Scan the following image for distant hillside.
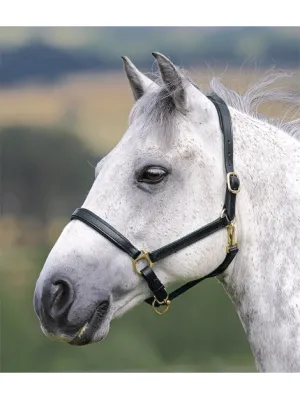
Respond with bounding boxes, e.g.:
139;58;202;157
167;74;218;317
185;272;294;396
0;27;299;87
0;43;113;86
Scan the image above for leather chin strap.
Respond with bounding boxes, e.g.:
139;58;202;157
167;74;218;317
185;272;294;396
71;93;240;315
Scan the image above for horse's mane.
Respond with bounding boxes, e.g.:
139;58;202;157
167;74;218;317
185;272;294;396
208;70;300;139
131;68;300;140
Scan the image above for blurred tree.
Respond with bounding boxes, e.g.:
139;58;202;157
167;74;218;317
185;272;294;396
0;126;100;223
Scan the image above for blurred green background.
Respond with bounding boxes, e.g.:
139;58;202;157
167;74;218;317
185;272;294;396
1;27;300;373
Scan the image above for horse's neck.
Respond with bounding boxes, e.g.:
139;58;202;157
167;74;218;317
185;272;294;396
221;110;300;372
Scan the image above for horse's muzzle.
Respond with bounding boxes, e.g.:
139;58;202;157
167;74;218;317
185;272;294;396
34;273;110;344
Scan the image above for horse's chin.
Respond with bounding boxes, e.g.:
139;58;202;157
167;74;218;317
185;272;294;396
69;320;111;346
111;292;147;319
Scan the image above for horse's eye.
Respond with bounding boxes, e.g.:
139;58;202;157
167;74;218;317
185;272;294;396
138;166;168;184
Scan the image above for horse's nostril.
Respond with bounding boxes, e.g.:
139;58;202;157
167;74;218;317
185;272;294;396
50;279;74;319
38;277;75;323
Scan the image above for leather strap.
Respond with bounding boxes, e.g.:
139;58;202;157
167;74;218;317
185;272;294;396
144;246;238;307
141;266;168;304
207;94;234;174
207;94;240;222
71;208;141;259
149;217;228;263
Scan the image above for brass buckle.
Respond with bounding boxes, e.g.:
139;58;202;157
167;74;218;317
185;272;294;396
132;250;154;275
152;297;171;315
220;207;230;223
226;221;238;253
227;172;240;194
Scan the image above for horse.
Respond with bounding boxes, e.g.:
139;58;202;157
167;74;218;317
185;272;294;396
34;52;300;372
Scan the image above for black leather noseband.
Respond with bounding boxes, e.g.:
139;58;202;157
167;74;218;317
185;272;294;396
71;93;240;315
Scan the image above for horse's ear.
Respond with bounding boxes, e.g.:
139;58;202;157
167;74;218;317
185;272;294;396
121;56;156;101
152;52;195;114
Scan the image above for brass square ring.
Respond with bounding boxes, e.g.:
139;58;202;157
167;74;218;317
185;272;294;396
132;250;154;275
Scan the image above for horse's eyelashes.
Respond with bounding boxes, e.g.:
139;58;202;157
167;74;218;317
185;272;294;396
138;166;168;184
